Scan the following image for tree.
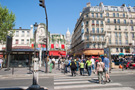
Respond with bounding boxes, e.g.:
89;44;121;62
0;5;15;43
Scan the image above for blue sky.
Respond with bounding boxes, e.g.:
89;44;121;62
0;0;135;35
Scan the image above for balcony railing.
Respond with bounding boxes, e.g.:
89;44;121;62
90;31;105;35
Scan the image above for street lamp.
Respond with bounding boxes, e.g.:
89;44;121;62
106;34;112;71
34;22;38;58
39;0;48;73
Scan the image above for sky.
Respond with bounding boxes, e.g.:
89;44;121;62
0;0;135;35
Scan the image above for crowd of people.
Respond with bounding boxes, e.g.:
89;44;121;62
56;55;111;84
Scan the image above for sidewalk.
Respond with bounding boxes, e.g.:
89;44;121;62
0;66;135;78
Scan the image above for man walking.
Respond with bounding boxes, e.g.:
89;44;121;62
0;58;3;70
86;57;92;76
103;55;111;83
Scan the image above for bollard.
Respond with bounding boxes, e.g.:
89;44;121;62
12;67;14;75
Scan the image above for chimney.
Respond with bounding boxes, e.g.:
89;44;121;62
80;12;82;16
86;2;91;7
122;4;126;7
19;27;22;29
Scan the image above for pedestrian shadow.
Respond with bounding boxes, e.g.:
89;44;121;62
88;78;99;84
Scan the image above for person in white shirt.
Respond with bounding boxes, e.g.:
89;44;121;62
91;57;95;74
0;58;3;69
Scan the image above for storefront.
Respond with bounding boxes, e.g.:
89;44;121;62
0;46;35;67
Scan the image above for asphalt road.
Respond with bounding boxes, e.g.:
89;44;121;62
0;76;54;90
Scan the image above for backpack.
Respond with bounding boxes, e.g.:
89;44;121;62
70;61;77;69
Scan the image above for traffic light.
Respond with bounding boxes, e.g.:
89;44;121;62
39;0;45;8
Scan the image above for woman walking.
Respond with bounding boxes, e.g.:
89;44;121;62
97;58;104;84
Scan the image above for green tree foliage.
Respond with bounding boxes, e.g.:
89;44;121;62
0;5;15;43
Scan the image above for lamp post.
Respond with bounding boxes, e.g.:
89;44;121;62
106;35;112;71
39;0;48;73
34;22;38;58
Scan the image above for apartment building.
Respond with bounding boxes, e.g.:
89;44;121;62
71;2;135;56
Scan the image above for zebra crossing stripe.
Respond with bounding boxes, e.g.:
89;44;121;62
54;81;91;85
54;78;93;82
82;87;135;90
54;83;122;89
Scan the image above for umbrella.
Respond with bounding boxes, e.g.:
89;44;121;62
119;53;124;56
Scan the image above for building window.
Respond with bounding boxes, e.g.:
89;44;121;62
92;13;94;17
101;28;104;33
123;13;125;17
86;14;89;17
109;38;111;44
120;48;123;52
126;40;128;44
93;35;95;41
86;28;89;32
115;32;118;37
27;39;29;44
101;21;103;25
124;20;126;24
92;20;94;24
101;36;104;41
114;19;116;23
15;39;19;44
96;13;98;17
116;48;119;52
113;13;115;17
16;31;19;37
125;32;128;38
97;28;99;33
132;33;134;39
115;39;118;44
100;13;103;18
131;20;133;24
22;31;24;37
21;39;24;44
118;19;120;24
107;19;110;23
131;26;134;30
96;20;99;24
97;36;99;41
86;43;89;48
106;13;109;17
93;43;96;48
98;43;100;48
117;13;119;17
119;32;121;37
92;28;95;33
86;21;89;25
119;26;121;30
27;31;30;37
115;25;117;30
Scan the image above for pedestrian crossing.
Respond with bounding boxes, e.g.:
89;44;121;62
54;74;134;90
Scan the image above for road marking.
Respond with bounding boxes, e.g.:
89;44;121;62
54;83;122;89
54;81;91;85
54;78;93;82
82;87;135;90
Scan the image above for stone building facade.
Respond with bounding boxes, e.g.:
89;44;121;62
71;2;135;56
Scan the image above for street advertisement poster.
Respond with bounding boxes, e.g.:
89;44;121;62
104;48;109;58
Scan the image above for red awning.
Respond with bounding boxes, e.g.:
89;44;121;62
49;51;66;57
0;55;3;58
49;51;60;56
59;51;66;55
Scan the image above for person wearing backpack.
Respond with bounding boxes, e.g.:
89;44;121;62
70;59;77;76
97;58;104;84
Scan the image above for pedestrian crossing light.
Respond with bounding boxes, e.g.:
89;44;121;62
39;0;45;8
